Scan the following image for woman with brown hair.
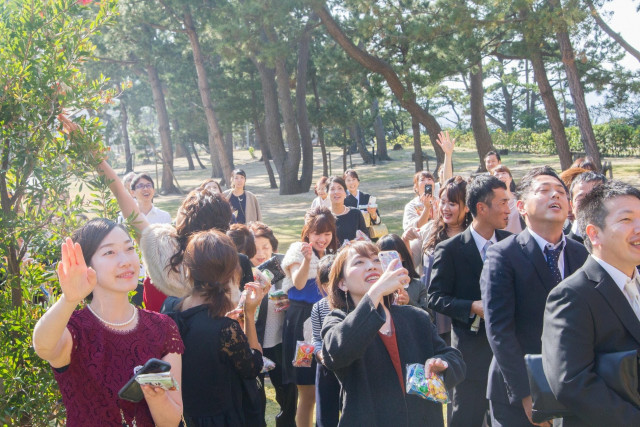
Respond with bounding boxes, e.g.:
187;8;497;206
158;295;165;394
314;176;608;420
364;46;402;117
405;176;472;344
492;164;523;234
97;160;239;311
321;241;465;426
281;207;338;427
403;171;438;231
162;230;267;426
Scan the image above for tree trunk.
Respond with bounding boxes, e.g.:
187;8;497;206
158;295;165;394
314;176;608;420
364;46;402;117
295;25;314;192
351;123;373;164
172;118;194;170
411;115;423;172
146;63;177;193
313;3;444;168
250;84;278;188
181;142;195;170
190;141;206;169
120;99;133;173
469;63;493;172
311;69;329;177
372;98;390;160
224;132;235;174
530;48;573;170
586;0;640;64
498;60;514;132
548;0;601;170
183;8;234;185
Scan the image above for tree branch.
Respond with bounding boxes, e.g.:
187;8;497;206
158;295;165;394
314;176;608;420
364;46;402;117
586;0;640;63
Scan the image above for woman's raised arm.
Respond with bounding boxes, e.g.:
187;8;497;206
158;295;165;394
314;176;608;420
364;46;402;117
97;160;150;238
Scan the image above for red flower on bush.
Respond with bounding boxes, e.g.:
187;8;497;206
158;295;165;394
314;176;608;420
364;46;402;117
77;0;92;5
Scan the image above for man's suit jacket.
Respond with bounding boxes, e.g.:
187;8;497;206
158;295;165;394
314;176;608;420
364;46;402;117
480;229;588;405
428;227;511;381
542;257;640;426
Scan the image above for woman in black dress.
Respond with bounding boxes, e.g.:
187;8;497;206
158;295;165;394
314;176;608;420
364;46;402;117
162;230;268;426
327;176;367;243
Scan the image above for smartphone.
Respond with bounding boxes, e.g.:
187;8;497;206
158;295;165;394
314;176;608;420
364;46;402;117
424;184;433;197
378;250;401;272
118;358;171;402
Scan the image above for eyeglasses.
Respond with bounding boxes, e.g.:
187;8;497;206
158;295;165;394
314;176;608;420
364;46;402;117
135;183;153;190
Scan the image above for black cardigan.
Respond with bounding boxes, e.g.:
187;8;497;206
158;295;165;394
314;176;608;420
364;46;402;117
321;294;466;426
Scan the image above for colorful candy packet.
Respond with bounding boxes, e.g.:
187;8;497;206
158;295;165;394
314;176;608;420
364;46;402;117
405;363;450;404
292;341;315;368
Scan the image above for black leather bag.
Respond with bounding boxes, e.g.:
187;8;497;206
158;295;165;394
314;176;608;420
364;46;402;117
525;350;640;423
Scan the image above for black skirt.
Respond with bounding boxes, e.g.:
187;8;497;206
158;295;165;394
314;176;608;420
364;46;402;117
282;300;317;385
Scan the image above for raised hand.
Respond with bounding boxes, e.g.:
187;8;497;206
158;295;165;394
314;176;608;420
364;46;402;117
300;242;313;262
57;238;96;304
370;258;409;298
243;282;270;314
436;131;455;156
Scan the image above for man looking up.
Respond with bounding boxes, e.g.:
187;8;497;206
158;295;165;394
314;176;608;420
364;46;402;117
542;181;640;426
428;175;512;426
481;166;588;426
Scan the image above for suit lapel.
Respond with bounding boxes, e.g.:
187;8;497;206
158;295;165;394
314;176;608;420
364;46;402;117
589;258;640;345
460;228;483;278
518;229;556;292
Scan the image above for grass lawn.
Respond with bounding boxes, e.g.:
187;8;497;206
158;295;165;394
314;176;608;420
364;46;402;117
126;145;639;251
111;144;637;426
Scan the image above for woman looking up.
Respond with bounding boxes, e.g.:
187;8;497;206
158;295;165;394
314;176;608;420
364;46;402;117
327;176;367;243
321;241;465;426
224;169;262;224
281;207;338;427
33;219;184;426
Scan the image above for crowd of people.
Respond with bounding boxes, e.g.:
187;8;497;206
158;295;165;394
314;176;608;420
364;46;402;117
32;138;640;427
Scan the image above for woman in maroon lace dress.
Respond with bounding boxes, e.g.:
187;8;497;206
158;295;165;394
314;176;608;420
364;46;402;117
33;219;184;426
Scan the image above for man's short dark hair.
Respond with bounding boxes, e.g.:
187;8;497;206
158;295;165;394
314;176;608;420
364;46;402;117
484;151;501;162
569;171;606;200
131;173;154;191
466;175;507;218
516;166;566;201
577;180;640;252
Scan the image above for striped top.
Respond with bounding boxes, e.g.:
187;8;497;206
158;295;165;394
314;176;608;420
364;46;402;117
311;297;332;356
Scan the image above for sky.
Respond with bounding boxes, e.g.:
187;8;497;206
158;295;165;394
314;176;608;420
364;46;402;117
603;0;639;71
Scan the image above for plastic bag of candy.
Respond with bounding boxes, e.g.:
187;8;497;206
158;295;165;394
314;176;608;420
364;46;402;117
269;289;290;312
292;341;315;368
261;356;276;373
253;267;274;288
405;363;450;404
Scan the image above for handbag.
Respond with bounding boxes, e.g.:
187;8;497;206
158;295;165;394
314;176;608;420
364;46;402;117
368;223;389;239
525;350;640;423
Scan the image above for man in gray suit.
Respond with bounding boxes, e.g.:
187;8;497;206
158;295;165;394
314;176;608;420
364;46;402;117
542;181;640;426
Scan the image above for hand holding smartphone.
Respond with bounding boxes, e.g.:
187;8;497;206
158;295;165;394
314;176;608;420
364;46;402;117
118;358;172;402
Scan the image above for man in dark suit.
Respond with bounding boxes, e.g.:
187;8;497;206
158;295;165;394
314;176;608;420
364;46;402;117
428;175;512;426
565;172;606;244
481;166;589;427
542;181;640;426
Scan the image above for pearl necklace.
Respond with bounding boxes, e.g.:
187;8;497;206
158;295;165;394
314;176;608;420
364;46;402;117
87;303;137;328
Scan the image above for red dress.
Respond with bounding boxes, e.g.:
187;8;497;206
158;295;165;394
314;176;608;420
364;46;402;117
53;308;184;426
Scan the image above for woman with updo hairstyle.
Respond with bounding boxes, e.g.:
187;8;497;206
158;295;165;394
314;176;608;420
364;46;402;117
33;219;184;426
281;207;338;427
162;230;268;426
97;160;236;312
227;224;257;260
321;241;465;426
